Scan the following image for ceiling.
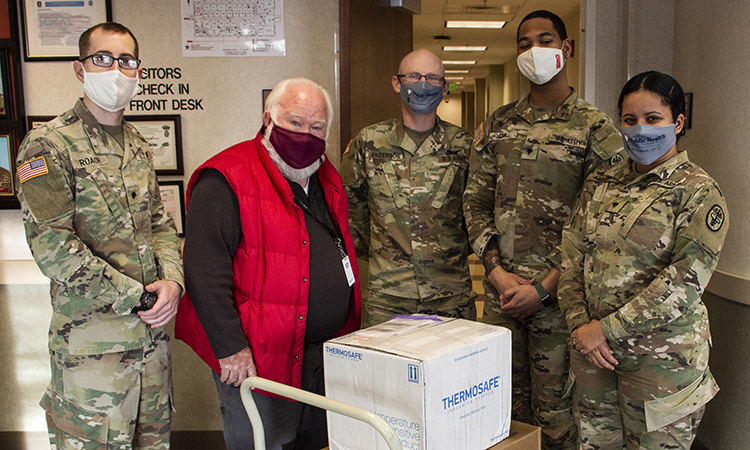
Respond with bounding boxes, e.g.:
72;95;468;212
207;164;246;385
412;0;580;92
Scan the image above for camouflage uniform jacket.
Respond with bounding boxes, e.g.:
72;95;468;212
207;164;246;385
558;151;728;348
17;99;184;356
463;89;624;279
342;116;474;300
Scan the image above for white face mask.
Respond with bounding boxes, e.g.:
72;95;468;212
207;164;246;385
83;69;140;112
517;45;565;85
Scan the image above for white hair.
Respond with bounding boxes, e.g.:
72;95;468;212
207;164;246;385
264;78;334;139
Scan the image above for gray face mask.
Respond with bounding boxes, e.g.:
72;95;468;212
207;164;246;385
620;123;676;165
399;81;443;115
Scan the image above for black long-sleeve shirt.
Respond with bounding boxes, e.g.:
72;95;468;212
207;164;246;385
183;169;351;360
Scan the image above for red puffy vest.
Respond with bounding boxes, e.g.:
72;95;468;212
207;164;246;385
175;132;361;389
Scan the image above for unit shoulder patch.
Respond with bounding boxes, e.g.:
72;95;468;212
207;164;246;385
610;153;624;165
706;204;725;232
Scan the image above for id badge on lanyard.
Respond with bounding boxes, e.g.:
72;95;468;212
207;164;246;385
342;255;356;287
332;236;355;287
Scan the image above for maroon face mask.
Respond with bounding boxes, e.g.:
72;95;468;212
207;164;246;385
269;124;327;169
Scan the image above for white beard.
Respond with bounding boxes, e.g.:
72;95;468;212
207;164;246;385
263;123;325;182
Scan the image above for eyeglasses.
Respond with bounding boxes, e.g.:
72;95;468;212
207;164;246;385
397;73;446;86
80;53;141;70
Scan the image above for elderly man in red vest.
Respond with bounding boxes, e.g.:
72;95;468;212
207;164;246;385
176;78;362;450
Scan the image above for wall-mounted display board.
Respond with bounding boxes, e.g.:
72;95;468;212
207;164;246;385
20;0;112;60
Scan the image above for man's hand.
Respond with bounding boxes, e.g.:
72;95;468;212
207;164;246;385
583;344;619;371
487;265;534;297
499;284;543;319
219;347;257;387
572;320;618;370
501;268;561;319
137;280;182;327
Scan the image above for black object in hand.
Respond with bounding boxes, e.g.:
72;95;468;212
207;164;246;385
132;291;158;312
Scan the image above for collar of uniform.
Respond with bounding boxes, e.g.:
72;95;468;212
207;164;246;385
389;116;443;155
73;98;123;156
515;87;578;124
626;150;690;186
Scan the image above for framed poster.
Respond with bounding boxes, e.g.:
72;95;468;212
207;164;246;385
26;115;55;132
21;0;113;60
125;115;183;176
0;131;17;198
157;180;185;237
0;50;11;119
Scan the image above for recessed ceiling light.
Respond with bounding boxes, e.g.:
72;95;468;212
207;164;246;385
445;77;465;80
446;21;506;29
443;60;476;65
445;70;469;74
443;45;487;52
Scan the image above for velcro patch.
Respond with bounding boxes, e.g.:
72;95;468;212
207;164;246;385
610;153;624;165
18;156;49;183
474;123;484;145
706;205;725;232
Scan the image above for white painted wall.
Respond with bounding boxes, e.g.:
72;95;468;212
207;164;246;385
0;0;341;432
437;92;462;128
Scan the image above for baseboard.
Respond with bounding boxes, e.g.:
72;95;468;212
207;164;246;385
0;432;48;450
171;430;226;449
0;431;709;450
692;438;709;450
0;431;226;450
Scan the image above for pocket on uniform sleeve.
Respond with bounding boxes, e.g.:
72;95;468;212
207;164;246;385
40;385;110;444
644;369;719;432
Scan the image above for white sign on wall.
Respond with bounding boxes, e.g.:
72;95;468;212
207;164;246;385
181;0;285;57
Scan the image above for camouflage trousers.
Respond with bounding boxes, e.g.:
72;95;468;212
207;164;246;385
571;337;717;450
362;290;477;328
482;278;576;450
40;333;172;449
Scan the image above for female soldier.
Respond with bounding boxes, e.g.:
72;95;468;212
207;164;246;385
558;71;728;449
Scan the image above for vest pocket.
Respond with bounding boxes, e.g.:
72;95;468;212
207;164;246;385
617;193;672;262
371;164;403;216
430;164;459;209
81;168;127;240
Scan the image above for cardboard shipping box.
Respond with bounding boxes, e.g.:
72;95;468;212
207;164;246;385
487;421;541;450
324;316;512;450
321;421;540;450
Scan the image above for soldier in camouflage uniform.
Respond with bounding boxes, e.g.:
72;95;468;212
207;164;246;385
558;71;727;449
16;23;183;449
342;49;476;327
463;11;624;450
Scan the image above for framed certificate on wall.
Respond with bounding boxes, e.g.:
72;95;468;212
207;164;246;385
21;0;113;60
125;114;184;176
157;180;185;237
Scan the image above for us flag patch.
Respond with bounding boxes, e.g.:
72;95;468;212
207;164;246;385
474;123;484;145
18;156;49;183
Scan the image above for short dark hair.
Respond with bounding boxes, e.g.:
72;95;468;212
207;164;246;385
618;71;685;123
79;22;139;59
517;10;568;41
